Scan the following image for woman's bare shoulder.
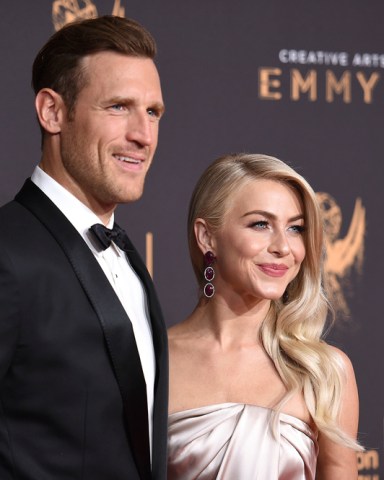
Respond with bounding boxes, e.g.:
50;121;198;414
326;344;356;378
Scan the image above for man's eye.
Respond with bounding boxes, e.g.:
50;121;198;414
110;104;125;111
147;108;161;119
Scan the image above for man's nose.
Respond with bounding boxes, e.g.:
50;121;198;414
126;110;154;147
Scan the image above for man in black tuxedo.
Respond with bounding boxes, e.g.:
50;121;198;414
0;15;168;480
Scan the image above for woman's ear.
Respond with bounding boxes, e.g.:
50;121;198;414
194;218;216;255
35;88;66;134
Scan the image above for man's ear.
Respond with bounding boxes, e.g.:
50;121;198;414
35;88;66;134
194;218;216;255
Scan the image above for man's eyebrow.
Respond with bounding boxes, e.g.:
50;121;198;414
149;101;165;115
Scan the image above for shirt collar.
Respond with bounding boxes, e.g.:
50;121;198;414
31;166;115;254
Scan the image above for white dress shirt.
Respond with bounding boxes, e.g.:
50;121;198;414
31;166;155;460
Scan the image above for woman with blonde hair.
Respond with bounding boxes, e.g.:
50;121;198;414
167;153;362;479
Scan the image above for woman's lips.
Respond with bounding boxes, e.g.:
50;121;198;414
257;263;288;277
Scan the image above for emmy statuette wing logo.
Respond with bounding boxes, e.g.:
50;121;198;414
316;192;366;316
52;0;125;31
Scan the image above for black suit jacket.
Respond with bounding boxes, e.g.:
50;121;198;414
0;180;168;480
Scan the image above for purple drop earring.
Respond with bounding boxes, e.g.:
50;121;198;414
203;251;216;298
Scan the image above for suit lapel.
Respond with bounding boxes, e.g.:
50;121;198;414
116;227;167;366
115;225;169;479
15;180;152;480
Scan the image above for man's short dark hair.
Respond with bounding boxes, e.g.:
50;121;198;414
32;15;157;116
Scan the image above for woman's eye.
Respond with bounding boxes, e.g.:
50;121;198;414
289;225;305;234
251;221;268;229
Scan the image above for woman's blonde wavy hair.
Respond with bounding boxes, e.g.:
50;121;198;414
187;152;360;449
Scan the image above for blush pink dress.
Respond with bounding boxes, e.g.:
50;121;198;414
168;403;318;479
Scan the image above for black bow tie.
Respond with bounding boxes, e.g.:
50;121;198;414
89;223;132;252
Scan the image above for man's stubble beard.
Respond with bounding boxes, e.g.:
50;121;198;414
60;132;148;208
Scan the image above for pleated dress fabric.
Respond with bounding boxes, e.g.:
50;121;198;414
168;403;318;479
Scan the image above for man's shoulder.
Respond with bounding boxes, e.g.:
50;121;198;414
0;179;40;214
0;181;57;242
0;196;24;219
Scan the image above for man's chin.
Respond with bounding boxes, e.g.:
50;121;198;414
116;189;145;204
